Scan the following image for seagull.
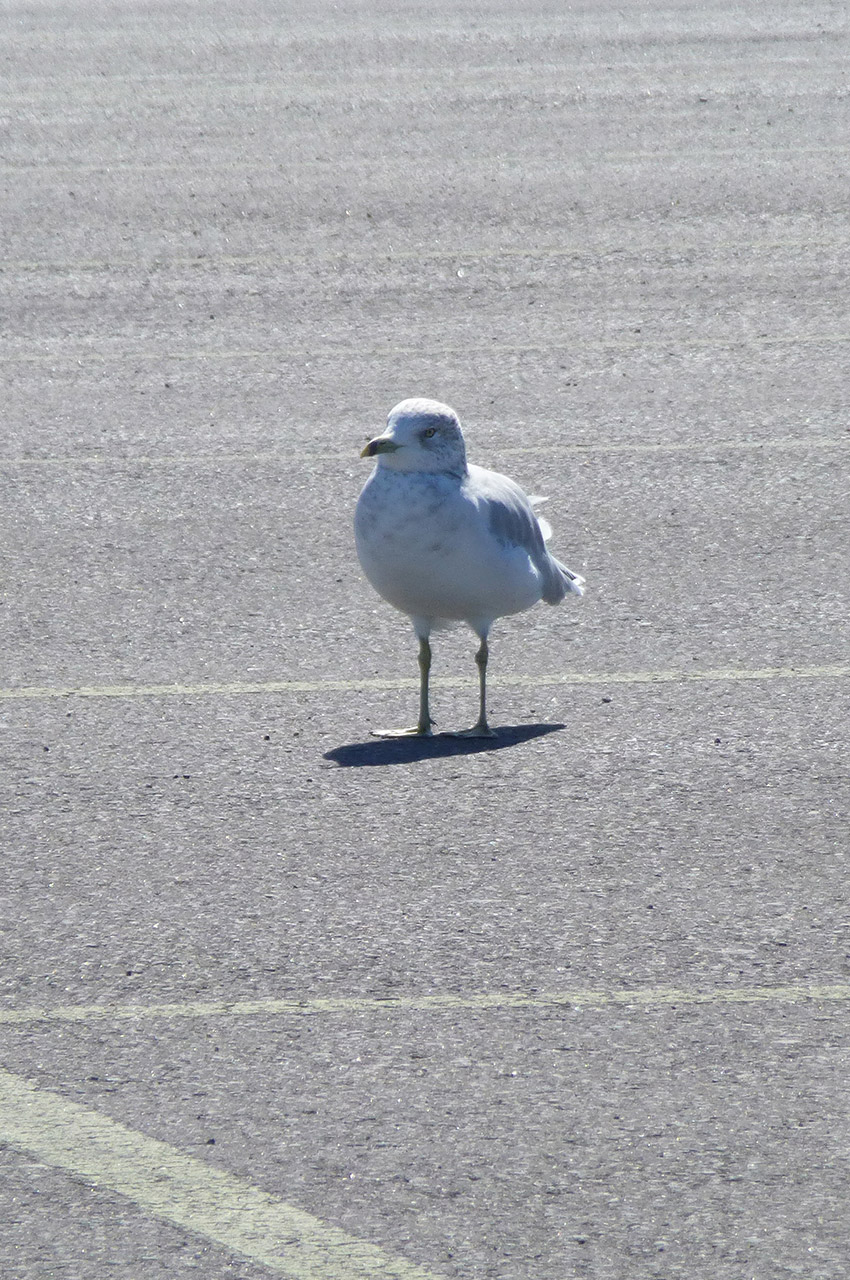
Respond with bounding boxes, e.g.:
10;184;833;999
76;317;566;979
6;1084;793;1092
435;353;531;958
354;398;584;737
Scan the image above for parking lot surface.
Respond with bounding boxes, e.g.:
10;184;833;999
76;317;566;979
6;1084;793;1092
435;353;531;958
2;2;849;1277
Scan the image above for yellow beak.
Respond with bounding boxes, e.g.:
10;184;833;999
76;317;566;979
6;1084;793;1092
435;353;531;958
360;436;400;458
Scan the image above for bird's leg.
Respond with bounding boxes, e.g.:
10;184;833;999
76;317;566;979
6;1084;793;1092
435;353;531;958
370;635;434;737
449;637;497;738
416;634;434;733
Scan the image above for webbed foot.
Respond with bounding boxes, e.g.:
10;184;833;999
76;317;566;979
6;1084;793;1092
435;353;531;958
445;723;497;739
370;725;434;739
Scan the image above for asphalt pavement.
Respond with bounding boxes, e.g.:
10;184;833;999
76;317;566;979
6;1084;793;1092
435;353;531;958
2;2;849;1278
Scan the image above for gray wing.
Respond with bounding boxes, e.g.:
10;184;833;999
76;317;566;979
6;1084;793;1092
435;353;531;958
468;465;548;555
466;464;584;604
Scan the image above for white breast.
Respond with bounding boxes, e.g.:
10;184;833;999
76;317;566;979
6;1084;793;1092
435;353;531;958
355;467;544;626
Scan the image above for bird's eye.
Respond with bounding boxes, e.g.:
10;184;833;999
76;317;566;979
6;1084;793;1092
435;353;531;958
422;427;436;439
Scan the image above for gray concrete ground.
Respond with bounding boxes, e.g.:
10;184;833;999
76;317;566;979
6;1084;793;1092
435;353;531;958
2;2;849;1277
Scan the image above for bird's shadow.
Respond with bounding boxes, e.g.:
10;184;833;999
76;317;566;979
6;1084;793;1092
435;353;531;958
324;722;565;767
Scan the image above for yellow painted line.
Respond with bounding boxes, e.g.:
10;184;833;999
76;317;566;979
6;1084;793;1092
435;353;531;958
4;329;850;365
3;233;848;276
1;54;843;95
2;983;849;1028
506;435;850;458
607;143;850;161
3;141;849;177
1;433;847;469
0;1068;440;1280
1;663;849;703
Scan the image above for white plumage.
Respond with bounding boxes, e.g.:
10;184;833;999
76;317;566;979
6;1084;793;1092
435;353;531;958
354;399;584;737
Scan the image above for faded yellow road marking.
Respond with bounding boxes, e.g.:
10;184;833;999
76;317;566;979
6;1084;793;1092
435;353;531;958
4;329;850;365
2;142;848;178
4;232;850;277
1;433;848;469
0;1067;440;1280
1;663;849;703
2;982;849;1028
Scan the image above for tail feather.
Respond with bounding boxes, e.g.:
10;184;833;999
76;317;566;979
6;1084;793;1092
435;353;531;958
542;555;585;604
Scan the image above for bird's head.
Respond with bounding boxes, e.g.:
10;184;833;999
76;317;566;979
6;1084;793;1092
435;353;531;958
360;399;468;476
